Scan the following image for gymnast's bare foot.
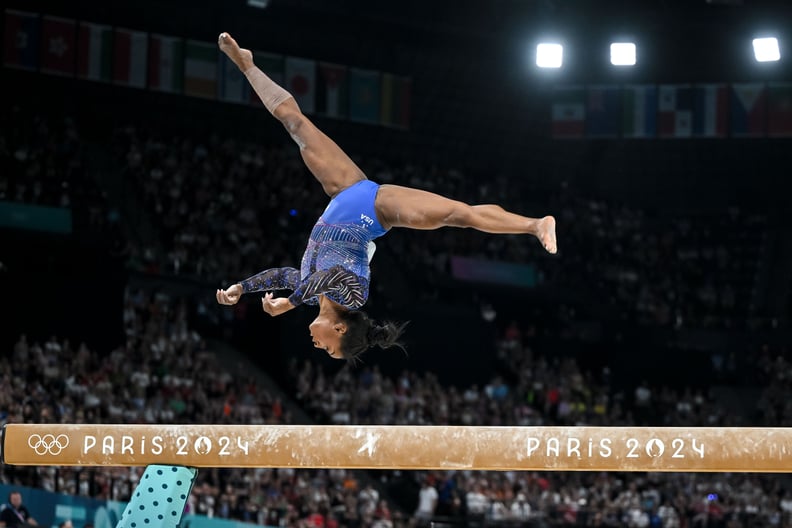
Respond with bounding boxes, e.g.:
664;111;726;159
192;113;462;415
537;215;557;254
218;32;254;71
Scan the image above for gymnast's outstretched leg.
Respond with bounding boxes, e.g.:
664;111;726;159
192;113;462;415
218;32;365;198
219;32;556;254
376;185;557;254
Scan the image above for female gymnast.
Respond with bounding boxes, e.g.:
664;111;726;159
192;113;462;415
214;32;557;362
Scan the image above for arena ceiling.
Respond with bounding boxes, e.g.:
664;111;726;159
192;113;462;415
8;0;792;82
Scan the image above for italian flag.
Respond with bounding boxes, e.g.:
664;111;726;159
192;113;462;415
183;40;217;99
77;22;112;82
148;34;184;93
113;28;147;88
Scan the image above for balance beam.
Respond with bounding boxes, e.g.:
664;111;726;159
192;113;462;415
2;424;790;472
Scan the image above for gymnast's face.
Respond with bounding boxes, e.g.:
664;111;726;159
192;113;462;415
309;315;347;359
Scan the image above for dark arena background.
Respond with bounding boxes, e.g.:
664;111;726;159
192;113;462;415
1;0;792;526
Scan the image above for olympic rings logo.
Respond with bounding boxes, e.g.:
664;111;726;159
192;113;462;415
28;434;70;455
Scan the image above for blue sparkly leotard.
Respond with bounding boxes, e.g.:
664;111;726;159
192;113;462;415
239;180;388;309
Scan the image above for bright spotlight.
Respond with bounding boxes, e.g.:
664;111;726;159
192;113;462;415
536;43;563;68
610;42;636;66
752;37;780;62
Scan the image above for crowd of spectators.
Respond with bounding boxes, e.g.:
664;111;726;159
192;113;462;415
0;287;402;528
0;105;125;246
17;99;766;335
112;124;325;284
2;97;790;528
109;121;772;334
284;325;792;527
3;288;790;527
1;105;84;208
754;348;792;426
546;191;769;331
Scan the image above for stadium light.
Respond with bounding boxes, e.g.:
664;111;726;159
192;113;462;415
752;37;780;62
610;42;636;66
536;43;563;68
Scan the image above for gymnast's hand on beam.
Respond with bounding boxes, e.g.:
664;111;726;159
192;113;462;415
216;284;243;305
262;292;295;317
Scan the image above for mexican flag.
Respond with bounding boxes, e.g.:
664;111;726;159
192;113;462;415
183;40;217;99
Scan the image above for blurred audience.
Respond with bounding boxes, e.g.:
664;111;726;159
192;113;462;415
1;102;789;528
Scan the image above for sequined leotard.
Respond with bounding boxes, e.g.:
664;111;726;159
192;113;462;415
239;180;388;309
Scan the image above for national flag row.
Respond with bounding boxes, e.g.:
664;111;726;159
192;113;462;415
551;83;792;139
2;9;411;129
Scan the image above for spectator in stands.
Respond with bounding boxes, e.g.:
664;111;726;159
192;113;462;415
414;478;438;525
465;481;490;519
510;493;531;521
0;491;38;528
214;32;557;363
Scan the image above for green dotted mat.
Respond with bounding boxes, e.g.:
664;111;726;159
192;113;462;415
117;465;197;528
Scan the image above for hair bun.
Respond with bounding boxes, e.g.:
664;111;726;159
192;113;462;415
367;321;409;348
366;324;384;346
341;311;408;363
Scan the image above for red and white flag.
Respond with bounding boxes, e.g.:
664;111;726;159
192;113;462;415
40;15;76;76
114;28;148;88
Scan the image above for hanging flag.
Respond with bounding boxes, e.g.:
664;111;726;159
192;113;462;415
316;62;349;119
77;22;112;82
730;83;766;137
380;73;411;129
692;84;728;138
349;68;381;124
551;86;585;139
3;9;39;71
285;56;316;114
657;84;693;138
40;15;76;76
218;54;249;104
250;51;284;108
767;83;792;137
148;34;184;93
586;85;621;138
113;28;148;88
183;40;217;99
622;85;657;138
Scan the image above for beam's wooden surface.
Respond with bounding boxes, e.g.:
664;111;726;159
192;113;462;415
3;424;790;472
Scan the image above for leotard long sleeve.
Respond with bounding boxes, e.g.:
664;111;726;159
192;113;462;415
239;180;387;310
239;222;373;309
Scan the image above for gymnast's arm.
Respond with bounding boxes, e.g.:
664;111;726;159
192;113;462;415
216;267;300;305
287;265;368;309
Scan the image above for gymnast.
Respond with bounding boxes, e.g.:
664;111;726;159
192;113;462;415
215;32;557;361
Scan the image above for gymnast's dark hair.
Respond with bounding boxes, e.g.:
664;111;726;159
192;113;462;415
338;310;408;364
